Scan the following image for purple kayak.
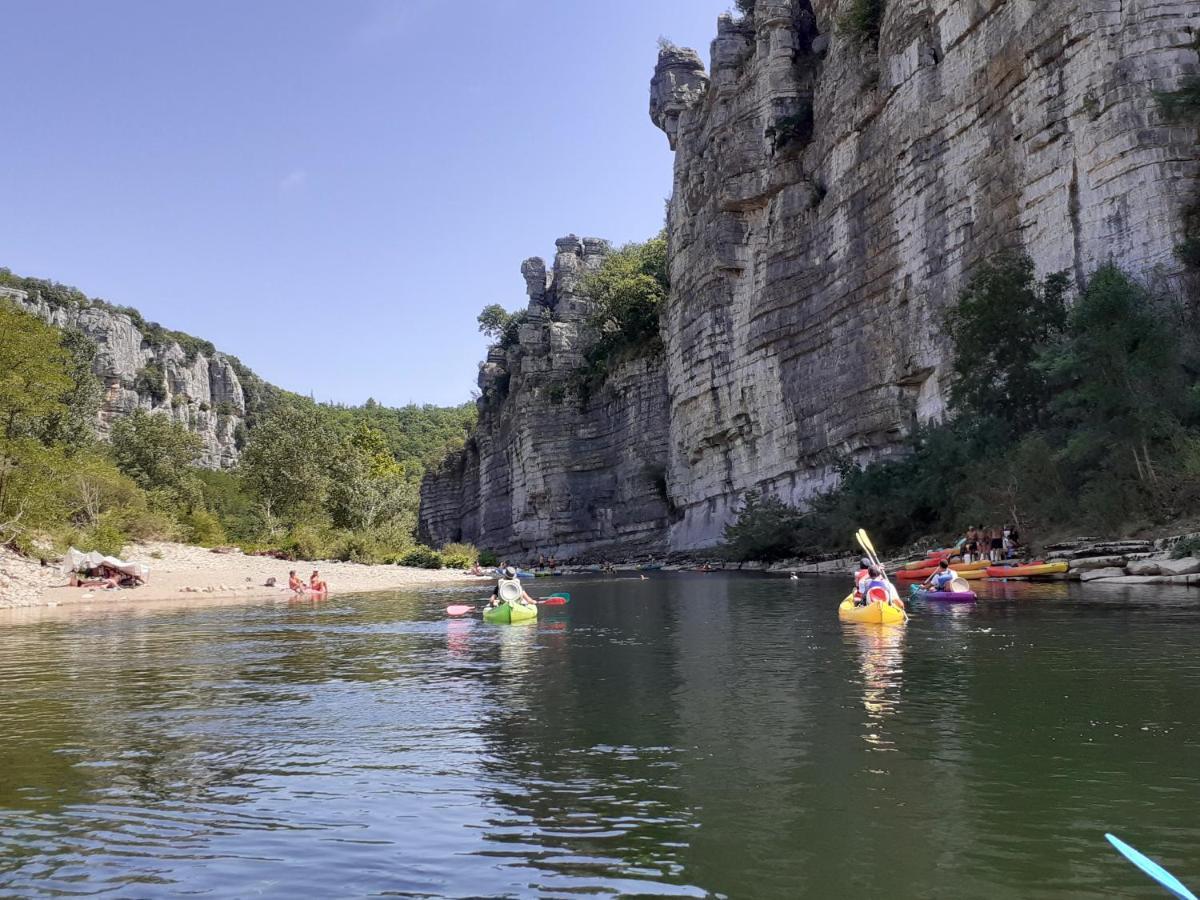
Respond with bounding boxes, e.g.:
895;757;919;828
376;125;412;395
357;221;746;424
911;587;977;603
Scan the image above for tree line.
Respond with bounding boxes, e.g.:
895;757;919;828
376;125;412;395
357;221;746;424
0;296;477;568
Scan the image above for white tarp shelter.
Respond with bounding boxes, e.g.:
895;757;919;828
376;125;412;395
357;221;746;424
60;547;149;579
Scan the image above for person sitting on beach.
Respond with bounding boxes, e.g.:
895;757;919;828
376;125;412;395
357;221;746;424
922;559;957;592
288;570;306;594
310;570;328;594
470;562;483;576
488;566;535;608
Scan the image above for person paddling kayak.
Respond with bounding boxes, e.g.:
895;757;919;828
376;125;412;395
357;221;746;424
488;566;537;609
922;559;957;592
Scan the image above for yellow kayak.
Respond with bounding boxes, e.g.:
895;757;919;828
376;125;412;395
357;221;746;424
986;561;1069;579
839;595;906;626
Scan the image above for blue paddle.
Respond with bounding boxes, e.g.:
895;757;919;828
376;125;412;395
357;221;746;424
1106;833;1197;899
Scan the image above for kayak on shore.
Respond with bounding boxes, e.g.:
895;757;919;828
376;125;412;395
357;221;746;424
482;602;538;624
985;561;1069;579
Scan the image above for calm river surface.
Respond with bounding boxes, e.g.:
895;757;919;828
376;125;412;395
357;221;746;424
1;574;1198;898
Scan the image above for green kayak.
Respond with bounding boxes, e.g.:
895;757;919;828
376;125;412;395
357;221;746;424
482;602;538;625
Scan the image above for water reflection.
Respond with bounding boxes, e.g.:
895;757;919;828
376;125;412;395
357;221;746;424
845;623;906;751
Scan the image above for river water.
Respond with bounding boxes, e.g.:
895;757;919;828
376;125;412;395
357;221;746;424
0;574;1197;898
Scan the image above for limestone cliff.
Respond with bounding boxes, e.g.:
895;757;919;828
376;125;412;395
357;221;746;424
653;0;1200;549
418;237;671;561
3;283;251;468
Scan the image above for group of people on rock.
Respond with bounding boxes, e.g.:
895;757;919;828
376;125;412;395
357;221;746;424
959;524;1020;563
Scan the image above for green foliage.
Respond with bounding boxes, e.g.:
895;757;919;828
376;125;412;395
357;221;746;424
194;468;256;540
400;546;444;569
948;254;1069;434
722;491;806;562
1042;266;1192;493
181;508;227;547
839;0;886;43
735;0;755;17
327;423;416;531
576;233;668;400
477;304;528;348
1156;77;1200;122
765;107;813;153
1172;536;1200;559
239;402;330;522
133;363;168;404
478;549;499;567
110;409;203;507
78;514;128;557
0;303;73;442
41;328;101;449
280;523;337;561
440;542;478;569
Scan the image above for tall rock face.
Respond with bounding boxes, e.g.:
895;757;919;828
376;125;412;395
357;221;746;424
4;284;248;468
653;0;1200;549
419;237;671;561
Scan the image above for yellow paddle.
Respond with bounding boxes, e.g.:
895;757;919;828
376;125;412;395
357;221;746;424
856;528;909;621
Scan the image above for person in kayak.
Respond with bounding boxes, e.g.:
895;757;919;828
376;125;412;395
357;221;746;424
922;559;957;592
488;566;536;609
853;557;872;602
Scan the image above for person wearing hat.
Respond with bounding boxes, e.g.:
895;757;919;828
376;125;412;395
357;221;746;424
488;566;537;609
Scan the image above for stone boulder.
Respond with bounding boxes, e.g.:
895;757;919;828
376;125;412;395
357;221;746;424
1070;556;1128;571
1158;557;1200;577
1079;567;1128;582
1125;559;1163;576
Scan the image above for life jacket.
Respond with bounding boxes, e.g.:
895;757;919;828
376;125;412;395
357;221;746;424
865;580;890;603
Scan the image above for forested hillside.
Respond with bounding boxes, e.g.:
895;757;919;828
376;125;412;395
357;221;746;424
0;270;477;567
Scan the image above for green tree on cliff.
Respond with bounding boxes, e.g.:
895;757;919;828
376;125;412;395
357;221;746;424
576;232;669;398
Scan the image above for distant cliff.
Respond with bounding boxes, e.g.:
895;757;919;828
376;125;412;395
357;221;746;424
1;277;264;468
651;0;1200;549
418;236;671;561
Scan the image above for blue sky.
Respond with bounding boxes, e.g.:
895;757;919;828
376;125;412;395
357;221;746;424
1;1;727;407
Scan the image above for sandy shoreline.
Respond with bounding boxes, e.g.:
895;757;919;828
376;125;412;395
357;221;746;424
0;541;485;611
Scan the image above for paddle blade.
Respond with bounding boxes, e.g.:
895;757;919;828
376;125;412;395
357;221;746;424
538;597;568;606
446;605;474;617
1106;833;1198;900
546;592;570;601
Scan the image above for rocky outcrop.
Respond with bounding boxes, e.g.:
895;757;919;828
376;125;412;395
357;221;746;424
653;1;1200;549
418;236;671;561
6;284;247;468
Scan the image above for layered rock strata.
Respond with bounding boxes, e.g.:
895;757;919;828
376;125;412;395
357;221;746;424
5;285;247;468
418;237;671;560
653;0;1200;549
